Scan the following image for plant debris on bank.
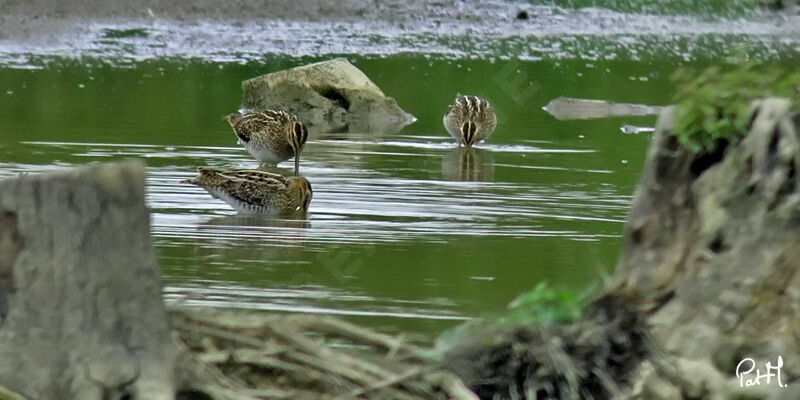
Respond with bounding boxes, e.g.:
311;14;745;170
168;284;649;400
170;307;478;400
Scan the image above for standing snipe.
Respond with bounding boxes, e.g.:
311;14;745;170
224;110;309;174
181;168;312;215
442;95;497;147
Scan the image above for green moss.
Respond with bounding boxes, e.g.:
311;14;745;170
671;62;800;153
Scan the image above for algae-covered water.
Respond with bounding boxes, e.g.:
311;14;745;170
1;2;799;338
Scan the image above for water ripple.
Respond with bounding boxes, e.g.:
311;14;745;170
164;283;467;321
3;136;630;334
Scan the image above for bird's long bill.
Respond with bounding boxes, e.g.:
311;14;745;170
294;153;300;176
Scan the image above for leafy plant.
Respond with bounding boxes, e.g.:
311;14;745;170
671;62;800;153
434;282;586;352
501;281;584;324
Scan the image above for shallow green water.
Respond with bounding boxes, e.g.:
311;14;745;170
0;52;796;338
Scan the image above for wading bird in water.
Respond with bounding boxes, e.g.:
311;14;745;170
181;168;312;215
224;110;308;175
443;95;497;147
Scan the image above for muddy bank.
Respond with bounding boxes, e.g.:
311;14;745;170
0;0;525;21
2;0;799;66
0;0;523;43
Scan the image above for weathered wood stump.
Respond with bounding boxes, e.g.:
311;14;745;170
0;161;179;400
616;98;800;399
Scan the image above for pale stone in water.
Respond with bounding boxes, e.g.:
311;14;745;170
543;96;664;120
242;58;416;134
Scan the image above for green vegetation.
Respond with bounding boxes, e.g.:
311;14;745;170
501;281;585;324
435;282;586;350
671;62;800;153
0;384;25;400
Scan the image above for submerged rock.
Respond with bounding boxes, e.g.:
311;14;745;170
543;96;664;120
241;58;416;134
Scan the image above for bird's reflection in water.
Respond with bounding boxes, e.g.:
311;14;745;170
203;214;311;230
192;214;312;262
442;147;495;181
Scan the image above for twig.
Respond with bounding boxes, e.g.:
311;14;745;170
264;322;436;398
171;307;474;400
232;348;344;388
337;367;428;399
291;315;429;359
425;372;480;400
177;319;266;349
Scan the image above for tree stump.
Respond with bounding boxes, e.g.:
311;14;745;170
615;99;800;399
0;161;178;400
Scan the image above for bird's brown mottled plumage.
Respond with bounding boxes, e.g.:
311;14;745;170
181;168;312;215
224;110;309;174
443;95;497;147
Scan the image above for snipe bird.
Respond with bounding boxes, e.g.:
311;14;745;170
181;168;312;215
224;110;309;174
443;95;497;147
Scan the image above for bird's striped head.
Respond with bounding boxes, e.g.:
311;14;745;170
287;120;309;175
444;95;497;147
288;176;313;213
461;120;478;147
